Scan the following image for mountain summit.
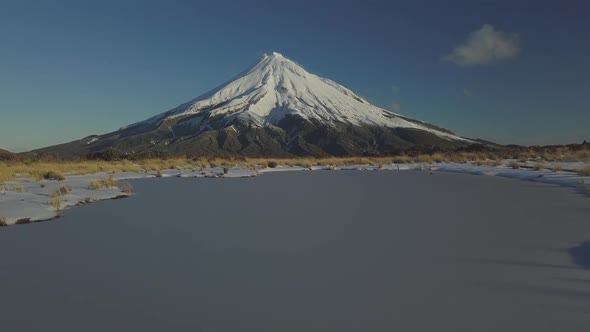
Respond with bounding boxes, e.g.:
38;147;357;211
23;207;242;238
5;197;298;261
37;53;475;157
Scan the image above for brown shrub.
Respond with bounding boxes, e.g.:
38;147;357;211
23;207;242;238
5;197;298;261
120;182;134;195
50;191;61;211
43;171;65;181
89;175;117;189
578;166;590;176
58;185;72;195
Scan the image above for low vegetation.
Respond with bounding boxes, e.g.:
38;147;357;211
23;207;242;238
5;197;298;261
0;216;7;227
120;182;134;195
89;175;117;190
533;162;545;171
58;185;72;195
50;191;61;211
43;171;65;181
578;166;590;176
0;143;588;185
3;183;25;192
509;161;520;169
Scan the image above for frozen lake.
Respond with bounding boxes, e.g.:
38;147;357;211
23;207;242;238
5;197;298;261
1;171;590;331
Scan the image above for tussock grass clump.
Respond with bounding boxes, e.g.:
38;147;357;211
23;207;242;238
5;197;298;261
578;166;590;176
509;161;520;169
89;175;117;189
552;164;562;172
58;185;72;195
43;171;65;181
392;156;409;164
267;161;278;168
156;170;164;178
533;162;545;171
50;191;61;211
431;153;446;163
0;216;7;227
3;184;25;192
120;182;134;195
88;180;102;189
477;159;501;167
416;155;434;163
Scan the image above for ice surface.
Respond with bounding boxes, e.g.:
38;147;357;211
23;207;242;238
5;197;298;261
1;161;587;226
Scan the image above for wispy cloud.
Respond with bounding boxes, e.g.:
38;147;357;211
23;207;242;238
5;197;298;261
444;24;521;67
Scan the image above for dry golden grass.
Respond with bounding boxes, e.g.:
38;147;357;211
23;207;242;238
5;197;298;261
509;161;520;169
58;184;72;195
43;170;65;181
120;182;134;195
1;151;588;185
3;183;25;192
0;159;143;183
540;149;590;162
0;216;7;226
415;155;434;163
392;156;409;164
50;191;61;211
533;162;545;171
552;164;562;172
578;166;590;176
89;175;117;190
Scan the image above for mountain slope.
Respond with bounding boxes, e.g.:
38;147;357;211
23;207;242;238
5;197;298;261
36;53;476;157
0;148;15;160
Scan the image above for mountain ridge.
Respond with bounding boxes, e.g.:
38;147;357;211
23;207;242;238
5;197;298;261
35;52;477;157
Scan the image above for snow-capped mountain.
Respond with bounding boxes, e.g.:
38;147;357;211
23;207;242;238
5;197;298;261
37;53;475;157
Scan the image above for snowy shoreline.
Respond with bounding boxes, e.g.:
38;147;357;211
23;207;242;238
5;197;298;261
1;162;588;227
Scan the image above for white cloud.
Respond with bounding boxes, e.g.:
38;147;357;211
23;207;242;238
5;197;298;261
444;24;521;66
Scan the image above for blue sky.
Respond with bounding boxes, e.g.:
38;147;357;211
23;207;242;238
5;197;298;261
1;0;588;152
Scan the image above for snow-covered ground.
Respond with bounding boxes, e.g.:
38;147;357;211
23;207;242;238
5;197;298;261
1;162;588;226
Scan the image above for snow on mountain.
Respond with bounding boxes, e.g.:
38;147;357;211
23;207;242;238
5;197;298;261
36;52;476;157
135;52;468;142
